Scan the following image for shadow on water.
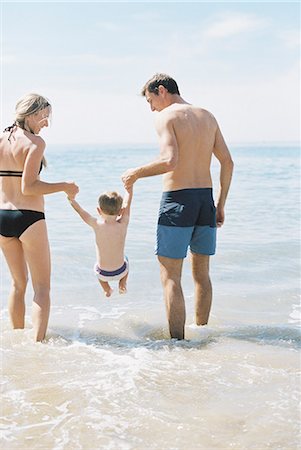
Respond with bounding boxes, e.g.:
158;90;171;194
47;323;301;351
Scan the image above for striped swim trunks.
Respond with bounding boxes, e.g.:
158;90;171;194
94;257;129;282
156;188;216;259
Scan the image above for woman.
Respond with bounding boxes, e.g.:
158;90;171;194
0;93;79;341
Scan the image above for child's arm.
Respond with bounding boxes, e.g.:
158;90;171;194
119;186;133;224
68;197;97;227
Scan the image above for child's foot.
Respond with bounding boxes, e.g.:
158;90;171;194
99;280;113;298
119;286;127;295
104;288;114;298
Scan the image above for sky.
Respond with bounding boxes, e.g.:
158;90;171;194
0;1;300;146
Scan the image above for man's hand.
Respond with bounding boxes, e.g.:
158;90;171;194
216;205;225;228
122;168;138;190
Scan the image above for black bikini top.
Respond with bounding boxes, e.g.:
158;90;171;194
1;123;44;177
0;170;23;177
0;162;43;177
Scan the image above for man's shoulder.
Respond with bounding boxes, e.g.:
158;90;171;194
191;105;215;118
158;104;185;121
166;105;217;125
164;103;214;117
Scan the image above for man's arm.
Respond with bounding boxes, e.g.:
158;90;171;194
68;198;97;227
212;125;234;227
122;114;178;189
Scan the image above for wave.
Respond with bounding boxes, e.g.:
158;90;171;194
43;322;301;352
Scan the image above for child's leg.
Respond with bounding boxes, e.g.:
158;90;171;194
119;272;128;294
98;279;113;298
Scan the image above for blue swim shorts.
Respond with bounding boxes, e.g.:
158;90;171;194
156;188;216;259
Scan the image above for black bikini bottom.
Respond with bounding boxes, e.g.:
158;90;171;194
0;209;45;238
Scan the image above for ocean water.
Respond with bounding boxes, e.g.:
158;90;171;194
0;144;300;450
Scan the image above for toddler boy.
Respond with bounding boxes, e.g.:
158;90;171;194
68;187;132;297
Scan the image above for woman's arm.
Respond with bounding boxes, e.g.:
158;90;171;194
21;139;78;198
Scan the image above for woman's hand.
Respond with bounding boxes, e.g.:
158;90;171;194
64;181;79;199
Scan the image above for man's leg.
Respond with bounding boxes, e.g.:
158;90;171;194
158;256;185;339
191;253;212;326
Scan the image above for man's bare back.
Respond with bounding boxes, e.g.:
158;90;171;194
155;103;218;191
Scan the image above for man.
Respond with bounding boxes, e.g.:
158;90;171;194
122;73;234;339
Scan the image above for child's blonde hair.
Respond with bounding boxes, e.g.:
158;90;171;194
98;191;123;215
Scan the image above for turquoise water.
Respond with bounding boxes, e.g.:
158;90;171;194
1;144;300;449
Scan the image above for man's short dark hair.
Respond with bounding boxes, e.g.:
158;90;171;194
141;73;180;96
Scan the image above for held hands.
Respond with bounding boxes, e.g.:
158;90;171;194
125;184;133;194
121;168;138;190
64;181;79;200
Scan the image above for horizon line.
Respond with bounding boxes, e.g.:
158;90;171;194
46;140;301;148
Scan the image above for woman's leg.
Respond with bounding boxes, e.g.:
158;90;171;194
20;220;51;342
0;236;28;329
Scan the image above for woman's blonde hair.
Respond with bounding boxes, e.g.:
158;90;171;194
98;191;123;215
15;93;51;128
8;93;52;167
